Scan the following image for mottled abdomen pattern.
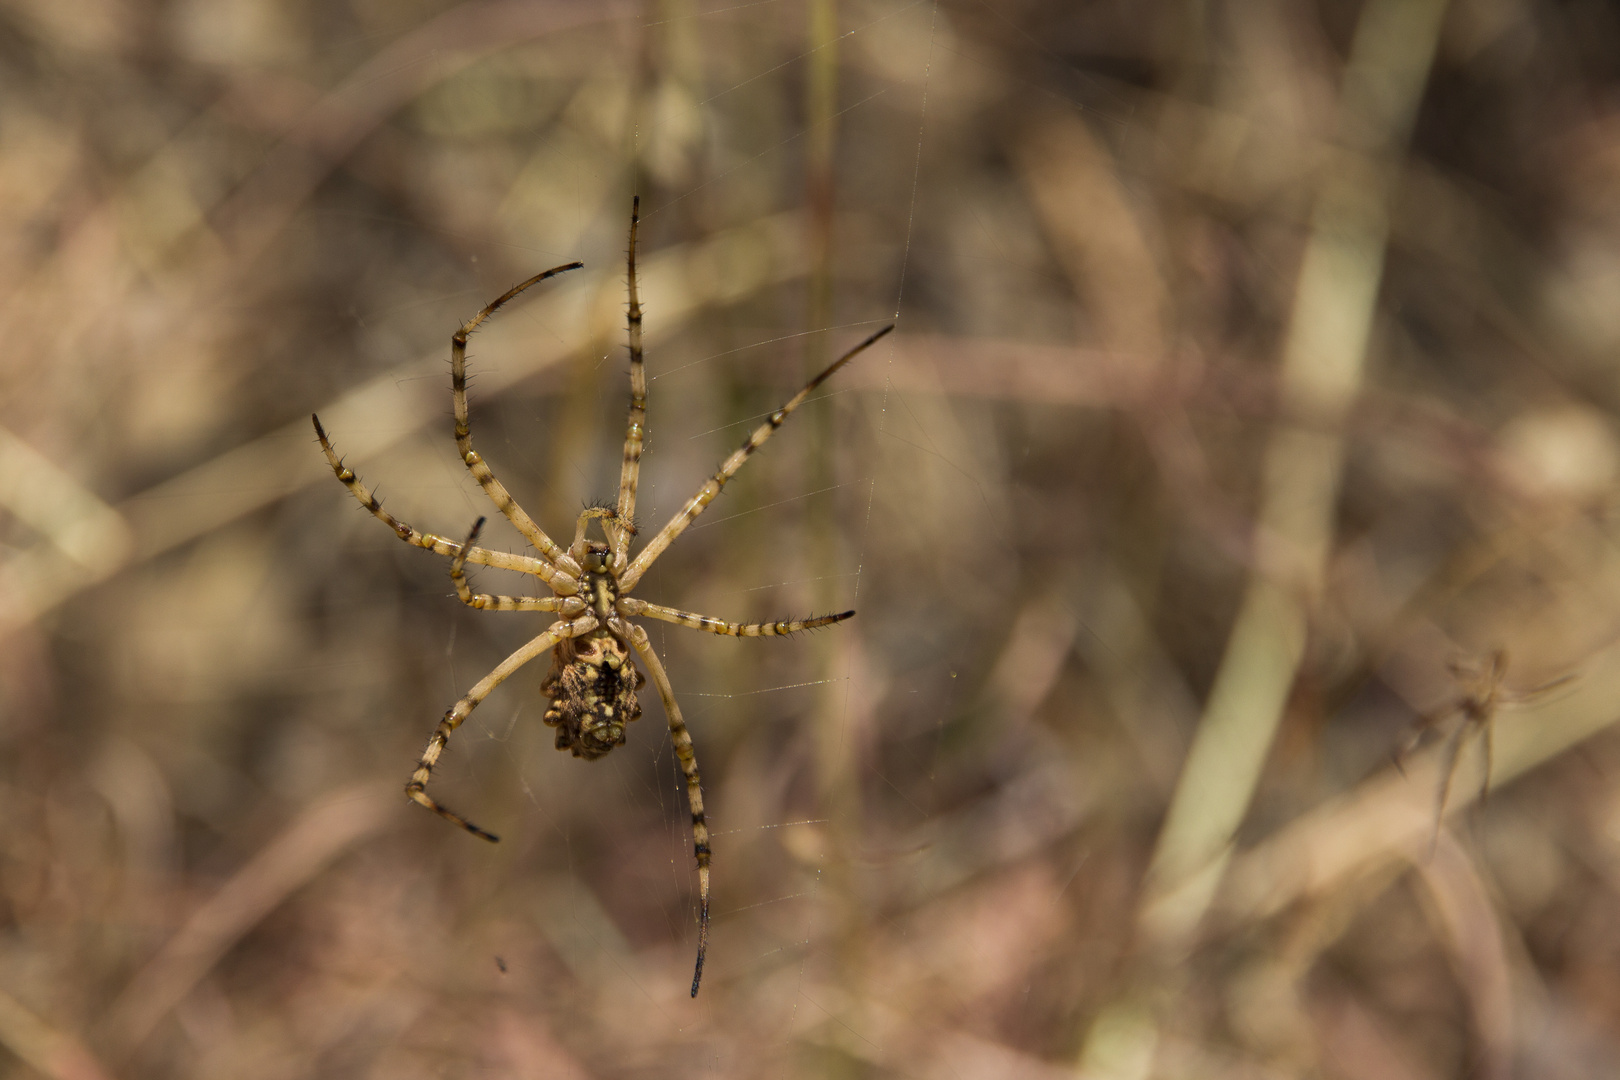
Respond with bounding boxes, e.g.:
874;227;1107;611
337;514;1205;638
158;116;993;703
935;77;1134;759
541;634;644;759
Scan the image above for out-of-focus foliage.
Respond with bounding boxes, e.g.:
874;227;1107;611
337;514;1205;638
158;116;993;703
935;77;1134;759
4;0;1620;1077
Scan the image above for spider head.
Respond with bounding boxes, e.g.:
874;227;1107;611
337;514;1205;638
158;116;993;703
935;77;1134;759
569;506;627;570
582;541;611;574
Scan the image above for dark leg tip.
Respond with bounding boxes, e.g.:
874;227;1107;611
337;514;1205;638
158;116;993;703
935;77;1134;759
689;898;710;997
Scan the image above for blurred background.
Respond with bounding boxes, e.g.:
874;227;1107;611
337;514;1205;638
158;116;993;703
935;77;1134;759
5;0;1620;1077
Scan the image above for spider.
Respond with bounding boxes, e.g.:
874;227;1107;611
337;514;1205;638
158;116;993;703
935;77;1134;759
313;198;891;996
1393;648;1571;849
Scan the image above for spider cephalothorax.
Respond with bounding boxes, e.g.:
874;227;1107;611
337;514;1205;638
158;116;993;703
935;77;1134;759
541;535;645;760
537;530;645;758
313;197;891;995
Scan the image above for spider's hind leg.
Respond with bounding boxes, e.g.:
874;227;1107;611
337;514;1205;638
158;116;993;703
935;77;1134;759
1429;723;1469;854
406;616;596;842
623;621;711;997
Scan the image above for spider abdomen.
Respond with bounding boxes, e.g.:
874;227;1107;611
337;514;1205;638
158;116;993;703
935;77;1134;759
541;633;644;760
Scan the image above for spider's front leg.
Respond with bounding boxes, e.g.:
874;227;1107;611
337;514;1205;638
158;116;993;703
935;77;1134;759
407;614;597;841
312;415;561;580
610;196;647;569
451;262;585;580
621;323;893;591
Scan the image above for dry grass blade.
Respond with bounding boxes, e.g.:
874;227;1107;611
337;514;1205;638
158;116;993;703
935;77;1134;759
104;784;395;1055
1413;832;1514;1080
1137;0;1453;957
0;990;117;1080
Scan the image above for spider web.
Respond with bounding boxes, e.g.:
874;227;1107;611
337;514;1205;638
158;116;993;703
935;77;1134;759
424;0;949;1025
337;0;1118;1066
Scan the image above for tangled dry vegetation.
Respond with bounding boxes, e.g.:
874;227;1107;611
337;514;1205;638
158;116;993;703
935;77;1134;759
4;0;1620;1077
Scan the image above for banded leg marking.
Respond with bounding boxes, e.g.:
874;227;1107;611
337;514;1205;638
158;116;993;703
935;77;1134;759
452;262;585;579
622;324;894;590
450;518;580;613
313;415;561;580
612;196;647;568
624;621;711;997
619;597;855;637
407;614;598;841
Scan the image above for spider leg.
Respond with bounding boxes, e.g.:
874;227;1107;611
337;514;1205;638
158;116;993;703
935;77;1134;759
620;324;895;591
1502;670;1577;704
610;197;646;569
313;415;556;578
453;263;586;583
620;597;854;637
1429;722;1468;855
1392;699;1457;776
451;517;584;614
623;620;711;997
407;614;598;841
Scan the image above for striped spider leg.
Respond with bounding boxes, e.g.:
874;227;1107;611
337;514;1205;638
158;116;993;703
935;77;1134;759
315;199;892;997
1395;649;1574;849
315;259;588;841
